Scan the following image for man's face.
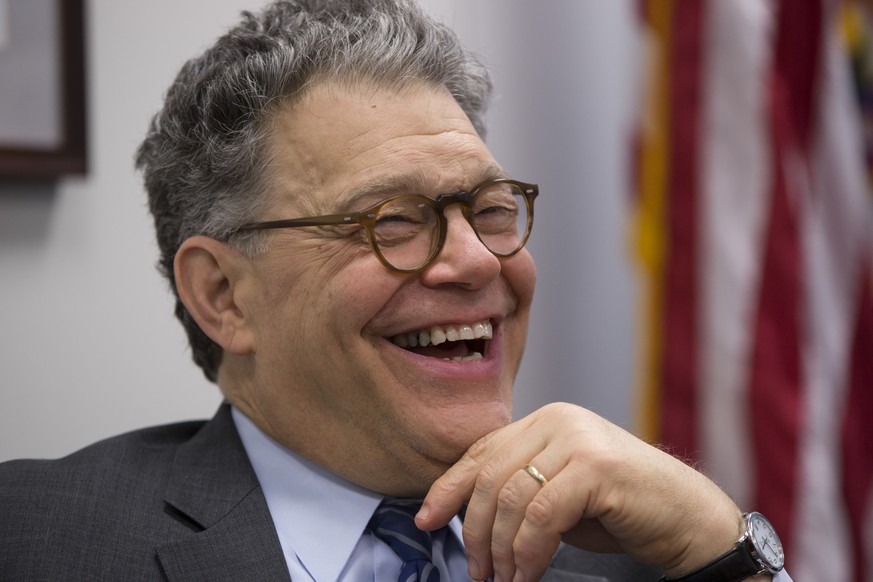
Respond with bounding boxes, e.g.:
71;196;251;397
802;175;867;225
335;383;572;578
226;81;536;495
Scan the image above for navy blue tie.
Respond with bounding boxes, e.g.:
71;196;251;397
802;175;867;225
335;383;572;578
369;499;441;582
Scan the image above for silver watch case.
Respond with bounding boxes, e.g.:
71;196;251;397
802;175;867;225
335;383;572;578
743;511;785;572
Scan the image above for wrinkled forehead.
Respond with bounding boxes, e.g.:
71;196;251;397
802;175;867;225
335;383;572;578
259;79;502;216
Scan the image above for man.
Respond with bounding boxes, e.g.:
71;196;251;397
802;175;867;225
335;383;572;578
0;1;792;581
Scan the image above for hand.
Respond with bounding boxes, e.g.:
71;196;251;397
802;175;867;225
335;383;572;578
415;403;744;581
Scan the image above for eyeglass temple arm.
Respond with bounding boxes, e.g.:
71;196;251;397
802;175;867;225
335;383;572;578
237;213;363;232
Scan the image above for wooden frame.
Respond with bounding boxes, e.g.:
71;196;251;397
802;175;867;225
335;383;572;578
0;0;86;179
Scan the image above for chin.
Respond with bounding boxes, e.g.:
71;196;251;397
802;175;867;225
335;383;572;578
377;407;511;498
419;401;512;463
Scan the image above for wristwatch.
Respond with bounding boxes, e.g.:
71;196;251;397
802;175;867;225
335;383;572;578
660;512;785;582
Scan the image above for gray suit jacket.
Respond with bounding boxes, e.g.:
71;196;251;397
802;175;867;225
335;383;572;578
0;404;661;581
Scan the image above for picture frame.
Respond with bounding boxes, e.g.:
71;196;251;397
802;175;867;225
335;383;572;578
0;0;86;179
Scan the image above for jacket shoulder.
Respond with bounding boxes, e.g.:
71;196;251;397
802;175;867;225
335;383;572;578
0;417;209;577
0;418;206;491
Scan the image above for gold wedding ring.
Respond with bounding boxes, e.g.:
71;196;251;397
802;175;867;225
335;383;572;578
524;463;548;486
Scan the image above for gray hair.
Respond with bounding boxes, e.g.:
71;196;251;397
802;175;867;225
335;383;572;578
135;0;493;382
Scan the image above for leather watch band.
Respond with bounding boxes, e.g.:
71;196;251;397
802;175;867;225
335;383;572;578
660;543;763;582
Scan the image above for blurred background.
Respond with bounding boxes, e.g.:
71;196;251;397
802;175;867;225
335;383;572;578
0;1;870;581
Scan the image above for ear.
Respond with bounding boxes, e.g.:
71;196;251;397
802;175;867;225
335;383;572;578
174;235;255;355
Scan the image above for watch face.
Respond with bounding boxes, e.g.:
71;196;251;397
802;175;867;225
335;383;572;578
748;512;785;570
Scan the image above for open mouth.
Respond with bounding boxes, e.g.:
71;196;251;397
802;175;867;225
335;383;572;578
390;320;493;361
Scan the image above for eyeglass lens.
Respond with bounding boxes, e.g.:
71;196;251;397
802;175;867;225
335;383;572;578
370;181;529;271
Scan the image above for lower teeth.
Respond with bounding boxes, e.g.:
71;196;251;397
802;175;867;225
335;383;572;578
444;352;483;362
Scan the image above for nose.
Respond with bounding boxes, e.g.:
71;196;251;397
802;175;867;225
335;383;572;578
418;205;502;289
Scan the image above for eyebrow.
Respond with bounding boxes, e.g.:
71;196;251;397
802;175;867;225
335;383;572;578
335;163;510;212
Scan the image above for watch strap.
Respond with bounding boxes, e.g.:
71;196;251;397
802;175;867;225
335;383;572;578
660;541;763;582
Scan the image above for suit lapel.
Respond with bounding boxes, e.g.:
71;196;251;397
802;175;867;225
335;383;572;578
156;405;290;581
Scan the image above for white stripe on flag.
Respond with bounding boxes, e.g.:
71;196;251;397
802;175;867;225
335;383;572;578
699;0;775;508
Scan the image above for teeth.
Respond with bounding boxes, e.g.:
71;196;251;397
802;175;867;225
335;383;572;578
444;352;483;362
431;328;446;345
392;320;493;348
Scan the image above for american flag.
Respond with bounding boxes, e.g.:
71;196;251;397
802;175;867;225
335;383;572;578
632;1;873;580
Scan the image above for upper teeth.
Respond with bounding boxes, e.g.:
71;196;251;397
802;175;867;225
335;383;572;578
392;320;493;348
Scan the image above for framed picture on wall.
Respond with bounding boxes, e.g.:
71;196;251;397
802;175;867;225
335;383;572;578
0;0;86;179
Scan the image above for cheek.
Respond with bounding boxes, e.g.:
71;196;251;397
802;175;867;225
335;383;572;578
504;250;537;308
269;258;403;353
501;251;536;369
323;262;404;322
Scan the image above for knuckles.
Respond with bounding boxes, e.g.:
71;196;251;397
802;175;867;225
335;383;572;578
474;461;503;498
490;536;514;563
524;491;556;529
496;472;531;512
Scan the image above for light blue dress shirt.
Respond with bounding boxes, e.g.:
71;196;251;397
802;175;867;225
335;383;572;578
232;407;471;581
232;407;794;582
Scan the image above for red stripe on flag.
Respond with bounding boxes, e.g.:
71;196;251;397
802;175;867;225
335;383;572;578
842;268;873;582
660;0;704;459
749;82;804;560
748;0;822;560
774;0;824;151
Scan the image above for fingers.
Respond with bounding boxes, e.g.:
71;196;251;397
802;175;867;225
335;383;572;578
488;460;563;581
415;440;485;530
421;403;612;581
474;456;597;582
463;440;548;576
417;419;534;531
418;414;548;580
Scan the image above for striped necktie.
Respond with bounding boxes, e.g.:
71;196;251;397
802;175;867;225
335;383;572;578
368;499;441;582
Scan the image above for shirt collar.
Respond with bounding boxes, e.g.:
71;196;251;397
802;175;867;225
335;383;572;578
232;406;383;581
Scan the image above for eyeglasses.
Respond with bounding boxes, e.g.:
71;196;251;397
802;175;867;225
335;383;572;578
236;178;538;273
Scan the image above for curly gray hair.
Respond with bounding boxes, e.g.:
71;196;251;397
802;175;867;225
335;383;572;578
135;0;493;382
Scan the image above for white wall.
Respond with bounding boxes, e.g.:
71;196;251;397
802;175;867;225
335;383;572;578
0;0;639;462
